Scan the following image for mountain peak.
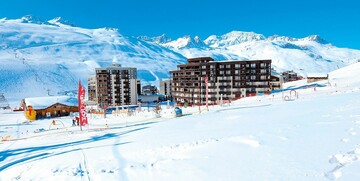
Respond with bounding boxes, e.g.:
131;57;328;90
267;35;297;42
20;15;50;25
162;35;207;49
48;17;76;27
302;35;328;44
137;34;172;44
204;31;266;48
153;34;172;44
268;34;328;44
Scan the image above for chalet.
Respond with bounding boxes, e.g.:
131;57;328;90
307;73;329;83
270;74;283;90
281;70;302;82
22;96;78;120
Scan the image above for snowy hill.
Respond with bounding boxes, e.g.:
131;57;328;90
140;31;360;76
0;17;186;101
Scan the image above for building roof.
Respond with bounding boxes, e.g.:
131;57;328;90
188;57;214;63
216;59;271;63
24;96;78;110
307;73;328;78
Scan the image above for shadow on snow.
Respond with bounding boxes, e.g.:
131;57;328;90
0;125;151;172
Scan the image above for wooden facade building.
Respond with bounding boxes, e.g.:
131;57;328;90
307;73;329;83
22;96;78;120
33;103;78;119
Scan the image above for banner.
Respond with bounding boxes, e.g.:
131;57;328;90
78;80;88;126
205;75;209;108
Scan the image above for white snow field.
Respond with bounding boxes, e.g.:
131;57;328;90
1;62;360;180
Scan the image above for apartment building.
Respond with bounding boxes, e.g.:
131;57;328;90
89;63;139;107
159;78;171;97
170;57;272;105
88;75;97;102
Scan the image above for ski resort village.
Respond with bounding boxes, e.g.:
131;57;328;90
0;15;360;181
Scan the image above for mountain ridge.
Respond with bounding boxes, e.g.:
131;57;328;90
137;31;359;76
0;17;186;100
1;17;359;102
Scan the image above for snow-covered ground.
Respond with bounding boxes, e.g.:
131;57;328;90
1;63;360;180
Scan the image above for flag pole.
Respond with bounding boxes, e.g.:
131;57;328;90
78;79;89;131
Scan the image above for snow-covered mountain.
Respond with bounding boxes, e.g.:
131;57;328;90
160;35;208;49
140;31;360;76
267;34;328;44
137;34;172;44
0;16;186;100
204;31;266;48
1;16;360;102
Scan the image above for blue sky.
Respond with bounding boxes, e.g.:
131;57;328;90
0;0;359;49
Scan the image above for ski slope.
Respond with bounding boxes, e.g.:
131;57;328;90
0;63;359;180
0;16;186;101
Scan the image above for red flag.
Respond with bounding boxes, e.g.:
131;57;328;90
78;80;88;126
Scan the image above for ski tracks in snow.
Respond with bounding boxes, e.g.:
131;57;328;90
127;135;261;170
325;114;360;180
79;149;92;181
325;146;360;180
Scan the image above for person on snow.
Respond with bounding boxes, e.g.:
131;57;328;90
76;116;80;126
72;119;76;126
